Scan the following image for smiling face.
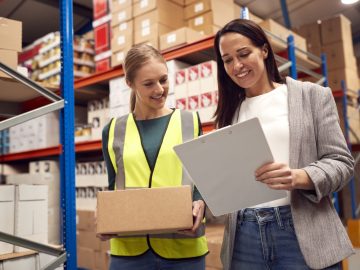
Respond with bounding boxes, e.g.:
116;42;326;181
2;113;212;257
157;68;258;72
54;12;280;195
219;32;270;97
129;57;169;116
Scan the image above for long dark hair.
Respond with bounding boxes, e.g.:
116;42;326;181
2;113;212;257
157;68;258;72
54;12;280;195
213;19;284;128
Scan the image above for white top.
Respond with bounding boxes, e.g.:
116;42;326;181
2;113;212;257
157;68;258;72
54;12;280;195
237;84;291;208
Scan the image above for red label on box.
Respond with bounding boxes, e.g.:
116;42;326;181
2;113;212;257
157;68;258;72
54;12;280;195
188;95;199;110
176;98;187;110
94;22;111;54
200;62;213;78
175;70;186;85
96;58;111;73
201;92;213;108
93;0;109;19
188;66;199;82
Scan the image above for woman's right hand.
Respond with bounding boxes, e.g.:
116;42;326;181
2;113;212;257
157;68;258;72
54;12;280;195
96;234;117;241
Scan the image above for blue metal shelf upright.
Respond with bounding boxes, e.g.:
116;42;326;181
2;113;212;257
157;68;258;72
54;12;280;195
59;0;77;269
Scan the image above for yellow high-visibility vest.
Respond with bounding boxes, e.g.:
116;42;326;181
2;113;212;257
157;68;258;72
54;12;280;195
107;109;208;259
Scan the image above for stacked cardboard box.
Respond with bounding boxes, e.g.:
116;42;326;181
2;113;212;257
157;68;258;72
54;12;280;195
205;224;225;270
174;60;218;122
87;98;110;140
93;0;112;72
77;210;109;270
185;0;234;36
0;18;22;78
6;161;61;245
8;112;59;153
133;0;185;49
109;76;131;118
321;15;359;92
111;0;133;67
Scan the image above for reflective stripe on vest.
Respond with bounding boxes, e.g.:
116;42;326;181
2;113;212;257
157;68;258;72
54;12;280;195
108;109;208;258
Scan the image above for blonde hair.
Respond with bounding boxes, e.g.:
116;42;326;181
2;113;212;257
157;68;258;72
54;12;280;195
124;44;166;111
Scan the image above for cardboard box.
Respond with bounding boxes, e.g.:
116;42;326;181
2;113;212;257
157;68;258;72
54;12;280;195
111;0;132;12
111;5;132;27
94;21;111;54
93;0;110;19
160;27;204;51
322;42;357;70
328;68;360;92
77;247;96;270
321;14;352;45
233;4;263;23
348;219;360;248
96;186;193;235
134;23;171;45
134;0;184;22
0;254;37;270
296;22;322;54
258;19;307;55
77;230;110;250
77;210;96;231
174;69;188;110
188;9;233;30
111;49;127;67
14;185;48;252
205;224;225;269
167;59;191;94
171;0;185;6
29;160;59;174
0;17;22;52
184;0;233;20
95;250;110;270
0;49;18;78
0;185;15;255
111;30;133;52
134;4;184;31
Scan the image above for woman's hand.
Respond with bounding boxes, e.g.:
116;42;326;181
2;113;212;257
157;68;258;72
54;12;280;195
255;162;315;191
191;200;205;232
177;200;205;236
96;234;117;241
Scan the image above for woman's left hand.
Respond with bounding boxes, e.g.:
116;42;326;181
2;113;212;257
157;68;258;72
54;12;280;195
255;162;315;191
191;200;205;232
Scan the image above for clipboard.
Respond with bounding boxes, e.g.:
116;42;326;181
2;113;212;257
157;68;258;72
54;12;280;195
173;117;287;216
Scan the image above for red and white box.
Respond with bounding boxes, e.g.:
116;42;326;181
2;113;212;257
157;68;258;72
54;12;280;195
187;65;201;111
174;69;188;110
93;14;112;54
93;0;110;20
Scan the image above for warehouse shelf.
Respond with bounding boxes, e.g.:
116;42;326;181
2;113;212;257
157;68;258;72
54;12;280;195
0;250;37;261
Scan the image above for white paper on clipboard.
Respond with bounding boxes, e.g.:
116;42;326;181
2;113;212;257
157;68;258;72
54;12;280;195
173;117;287;216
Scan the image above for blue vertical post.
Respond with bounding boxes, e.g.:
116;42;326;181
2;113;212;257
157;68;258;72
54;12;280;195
321;53;328;87
59;0;76;269
341;80;357;219
287;35;297;79
280;0;291;29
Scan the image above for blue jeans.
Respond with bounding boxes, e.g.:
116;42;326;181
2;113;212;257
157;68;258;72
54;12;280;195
231;206;342;270
109;249;205;270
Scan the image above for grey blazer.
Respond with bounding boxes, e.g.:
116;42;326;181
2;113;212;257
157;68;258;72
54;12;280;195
220;77;355;270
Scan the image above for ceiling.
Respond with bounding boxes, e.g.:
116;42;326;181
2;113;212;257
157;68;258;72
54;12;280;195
0;0;359;50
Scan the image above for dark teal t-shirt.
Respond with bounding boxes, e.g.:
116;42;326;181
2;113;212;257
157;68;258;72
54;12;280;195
102;112;203;201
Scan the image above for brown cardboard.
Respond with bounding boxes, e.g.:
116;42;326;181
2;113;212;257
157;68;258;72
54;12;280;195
205;224;224;269
170;0;185;6
111;0;132;13
111;5;132;27
258;19;307;54
134;23;172;44
76;210;96;231
77;247;96;270
0;49;18;78
111;30;133;51
328;68;360;92
160;27;204;51
134;0;184;20
95;250;110;270
77;230;110;251
296;22;322;53
96;186;193;235
134;7;184;31
322;42;357;70
233;4;263;23
0;18;22;52
185;0;233;20
188;10;233;30
321;14;352;45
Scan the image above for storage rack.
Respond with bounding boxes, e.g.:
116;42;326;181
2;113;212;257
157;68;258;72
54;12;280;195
0;3;359;269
